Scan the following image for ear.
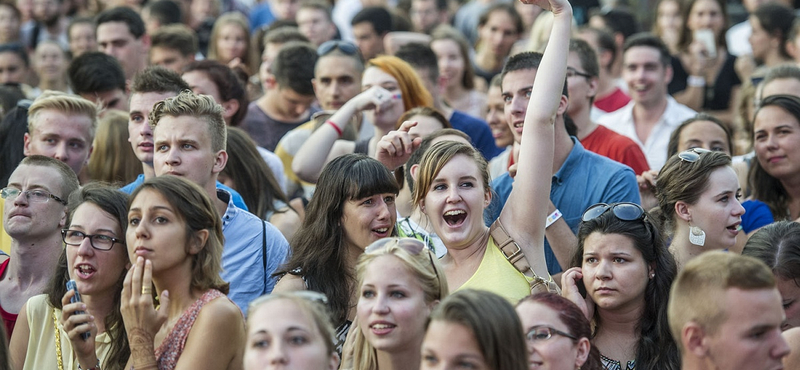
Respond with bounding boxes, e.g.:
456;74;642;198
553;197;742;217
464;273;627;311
221;99;239;120
212;150;228;175
674;200;692;223
587;77;599;99
664;64;674;85
189;229;209;255
599;49;613;69
575;337;591;368
312;78;319;96
483;186;492;207
410;164;420;182
58;205;68;228
85;145;94;165
140;34;151;50
23;132;31;156
556;94;569;115
684;322;710;358
328;352;341;370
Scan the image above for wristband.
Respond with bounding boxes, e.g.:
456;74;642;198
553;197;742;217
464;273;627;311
326;120;343;137
687;75;706;87
545;209;562;228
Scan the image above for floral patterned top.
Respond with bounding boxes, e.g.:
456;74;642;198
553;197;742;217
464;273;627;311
601;353;635;370
154;289;225;369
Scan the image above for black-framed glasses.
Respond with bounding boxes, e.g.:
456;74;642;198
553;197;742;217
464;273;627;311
317;40;360;57
566;67;593;79
678;147;712;163
1;187;67;205
365;237;441;297
62;229;124;251
526;325;578;343
582;202;646;223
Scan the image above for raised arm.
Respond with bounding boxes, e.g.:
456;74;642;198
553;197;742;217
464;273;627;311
498;0;572;276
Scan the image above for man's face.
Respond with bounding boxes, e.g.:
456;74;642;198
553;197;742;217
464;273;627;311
699;288;790;370
152;115;225;190
486;85;512;148
24;109;93;174
3;164;67;240
566;51;597;116
150;46;194;74
410;0;443;34
501;68;537;144
271;0;300;20
97;21;148;79
271;86;315;120
78;88;128;112
297;8;336;46
129;91;174;167
32;0;59;25
622;46;672;108
313;55;361;110
352;22;383;61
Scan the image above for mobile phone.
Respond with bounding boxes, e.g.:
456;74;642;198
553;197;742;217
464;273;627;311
577;279;587;299
694;29;717;59
66;280;91;340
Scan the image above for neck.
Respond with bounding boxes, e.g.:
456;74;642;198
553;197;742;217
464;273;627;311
444;83;466;100
153;261;199;320
142;163;155;179
764;51;789;68
596;301;644;338
596;70;616;97
571;106;598;140
475;49;503;72
442;227;489;265
552;118;574;173
39;78;67;92
81;291;117;333
376;344;422;370
8;235;62;286
632;98;668;123
670;223;725;270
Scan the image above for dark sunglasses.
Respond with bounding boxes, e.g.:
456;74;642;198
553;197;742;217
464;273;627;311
317;40;360;57
677;147;712;163
365;237;441;297
582;202;646;223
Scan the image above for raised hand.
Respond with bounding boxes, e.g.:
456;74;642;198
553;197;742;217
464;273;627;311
121;257;170;367
561;267;595;320
60;290;97;364
637;169;659;211
351;85;397;114
375;120;422;171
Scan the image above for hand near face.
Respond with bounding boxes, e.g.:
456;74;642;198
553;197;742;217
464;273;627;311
121;257;170;345
637;170;659;211
60;290;97;360
352;85;397;114
561;267;595;320
517;0;571;16
376;120;422;171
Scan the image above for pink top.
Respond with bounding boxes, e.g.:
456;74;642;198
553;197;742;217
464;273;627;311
155;289;225;370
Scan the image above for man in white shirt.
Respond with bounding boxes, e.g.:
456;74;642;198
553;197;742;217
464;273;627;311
597;33;695;170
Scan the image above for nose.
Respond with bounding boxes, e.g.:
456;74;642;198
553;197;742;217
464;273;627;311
163;147;180;166
12;190;29;206
77;235;95;256
595;261;612;280
772;331;791;360
53;142;70;163
446;186;462;203
733;199;745;217
268;340;289;365
140;120;152;136
376;198;391;220
372;294;390;314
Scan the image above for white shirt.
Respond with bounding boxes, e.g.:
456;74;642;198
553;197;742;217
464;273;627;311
597;96;696;170
727;21;752;57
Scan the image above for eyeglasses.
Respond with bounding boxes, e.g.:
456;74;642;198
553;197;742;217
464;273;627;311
1;187;67;205
317;40;360;57
62;229;124;251
526;325;578;343
582;202;646;223
677;147;712;163
566;67;593;79
365;237;441;297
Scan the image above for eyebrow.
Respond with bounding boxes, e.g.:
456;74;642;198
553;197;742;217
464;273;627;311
68;224;119;235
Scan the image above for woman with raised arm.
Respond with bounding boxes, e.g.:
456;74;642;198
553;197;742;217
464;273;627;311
376;0;571;302
122;176;245;370
9;184;130;370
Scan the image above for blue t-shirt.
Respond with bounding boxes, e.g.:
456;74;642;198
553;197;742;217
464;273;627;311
741;199;774;234
120;174;249;211
450;110;503;161
485;138;641;274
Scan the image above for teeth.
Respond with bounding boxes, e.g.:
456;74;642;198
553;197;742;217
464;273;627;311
372;324;394;329
444;210;466;216
374;228;388;233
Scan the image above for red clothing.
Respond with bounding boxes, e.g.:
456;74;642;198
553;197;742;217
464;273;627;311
0;258;16;338
581;125;650;175
594;87;630;113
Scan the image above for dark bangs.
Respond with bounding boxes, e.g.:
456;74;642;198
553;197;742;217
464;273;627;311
345;155;399;200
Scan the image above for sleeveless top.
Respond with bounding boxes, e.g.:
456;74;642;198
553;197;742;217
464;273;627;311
601;354;635;370
155;289;225;370
457;236;533;303
0;258;17;337
20;294;113;370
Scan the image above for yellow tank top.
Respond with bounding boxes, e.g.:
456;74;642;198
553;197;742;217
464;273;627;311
456;236;533;303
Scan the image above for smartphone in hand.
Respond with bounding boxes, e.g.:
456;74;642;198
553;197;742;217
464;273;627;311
694;29;717;59
66;279;91;340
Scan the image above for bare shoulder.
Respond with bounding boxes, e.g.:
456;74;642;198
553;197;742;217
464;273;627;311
273;273;306;292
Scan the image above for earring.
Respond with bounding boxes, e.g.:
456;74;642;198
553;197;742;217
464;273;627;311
689;224;706;246
650;272;655;279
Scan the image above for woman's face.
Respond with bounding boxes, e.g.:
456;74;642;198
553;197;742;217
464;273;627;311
341;192;397;250
776;277;800;331
217;23;248;63
582;232;651;312
245;299;338;370
422;154;490;250
0;51;26;84
749;16;773;62
683;166;744;250
407;114;445;140
431;39;466;90
362;67;406;131
66;202;129;297
126;188;194;274
421;321;489;370
34;42;66;80
0;6;20;43
687;0;724;37
678;120;730;154
516;301;587;370
657;0;682;35
754;105;800;181
478;10;520;59
357;255;433;353
69;23;97;58
486;85;513;148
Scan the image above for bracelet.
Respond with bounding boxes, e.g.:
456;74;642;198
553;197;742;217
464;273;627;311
545;209;562;228
326;120;343;137
78;360;101;370
687;75;706;87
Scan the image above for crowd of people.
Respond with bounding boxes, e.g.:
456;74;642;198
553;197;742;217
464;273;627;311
0;0;799;368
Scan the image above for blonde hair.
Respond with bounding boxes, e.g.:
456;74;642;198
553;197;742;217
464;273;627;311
668;251;776;353
149;90;227;152
247;292;337;356
27;90;99;137
207;12;258;73
88;110;143;185
351;238;448;370
412;141;489;208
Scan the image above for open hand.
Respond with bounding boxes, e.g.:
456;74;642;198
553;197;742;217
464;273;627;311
376;120;422;171
121;257;170;341
561;267;595;320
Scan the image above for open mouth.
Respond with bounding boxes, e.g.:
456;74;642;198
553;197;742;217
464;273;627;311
443;210;467;226
76;264;96;279
372;227;390;237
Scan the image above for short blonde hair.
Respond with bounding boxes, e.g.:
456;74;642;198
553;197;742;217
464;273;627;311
668;251;776;352
27;90;99;137
149;90;227;152
247;292;337;356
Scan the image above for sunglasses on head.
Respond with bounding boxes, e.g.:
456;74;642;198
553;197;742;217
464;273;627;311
317;40;360;57
365;237;440;296
677;147;712;163
582;202;646;223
